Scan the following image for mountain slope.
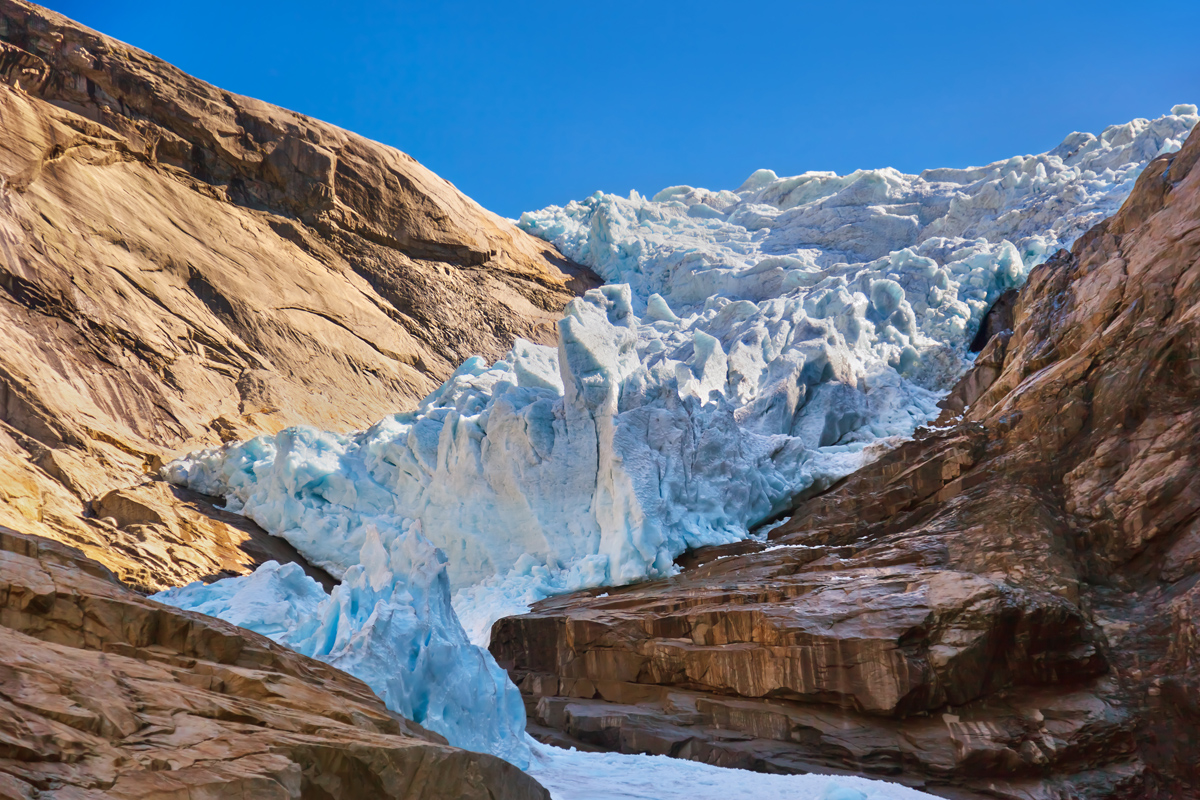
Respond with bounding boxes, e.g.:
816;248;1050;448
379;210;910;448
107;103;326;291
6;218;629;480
0;0;595;590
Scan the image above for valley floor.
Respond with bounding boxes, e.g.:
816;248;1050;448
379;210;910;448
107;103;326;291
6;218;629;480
527;743;935;800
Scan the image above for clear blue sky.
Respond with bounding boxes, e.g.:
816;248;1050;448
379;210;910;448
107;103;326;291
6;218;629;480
50;1;1200;219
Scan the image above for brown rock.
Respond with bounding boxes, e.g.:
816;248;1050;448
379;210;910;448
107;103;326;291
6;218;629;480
0;0;597;589
491;125;1200;798
88;481;337;592
0;524;549;798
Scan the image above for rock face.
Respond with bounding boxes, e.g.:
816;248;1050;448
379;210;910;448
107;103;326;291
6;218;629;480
0;0;595;591
0;525;549;799
490;127;1200;797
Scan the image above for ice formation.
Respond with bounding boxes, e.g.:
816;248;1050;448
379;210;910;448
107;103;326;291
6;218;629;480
520;107;1198;304
154;523;531;767
157;108;1198;768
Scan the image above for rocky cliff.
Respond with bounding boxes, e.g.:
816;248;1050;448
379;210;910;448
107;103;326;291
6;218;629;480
0;524;548;799
489;125;1200;797
3;1;1197;798
0;0;594;591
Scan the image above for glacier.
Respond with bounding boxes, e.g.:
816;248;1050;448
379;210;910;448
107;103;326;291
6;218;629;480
153;522;532;767
520;106;1197;303
154;106;1199;774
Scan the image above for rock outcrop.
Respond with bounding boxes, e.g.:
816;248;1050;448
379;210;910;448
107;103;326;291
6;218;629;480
0;0;595;590
0;524;549;799
490;126;1200;797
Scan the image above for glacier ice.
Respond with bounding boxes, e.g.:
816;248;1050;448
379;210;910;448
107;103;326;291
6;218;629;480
154;522;531;767
156;109;1198;767
520;110;1198;306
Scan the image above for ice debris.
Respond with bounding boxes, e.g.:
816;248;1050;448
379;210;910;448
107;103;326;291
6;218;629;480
156;109;1197;766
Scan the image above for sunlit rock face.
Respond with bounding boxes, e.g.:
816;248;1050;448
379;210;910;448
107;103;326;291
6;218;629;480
0;0;591;595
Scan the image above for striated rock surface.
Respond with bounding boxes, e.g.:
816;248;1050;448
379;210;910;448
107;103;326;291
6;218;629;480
490;126;1200;797
0;0;595;590
0;524;549;799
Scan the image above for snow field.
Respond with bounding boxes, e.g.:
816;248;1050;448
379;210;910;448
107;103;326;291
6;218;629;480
527;743;937;800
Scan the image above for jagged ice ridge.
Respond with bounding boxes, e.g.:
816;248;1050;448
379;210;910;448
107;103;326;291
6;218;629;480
153;523;532;767
154;107;1199;772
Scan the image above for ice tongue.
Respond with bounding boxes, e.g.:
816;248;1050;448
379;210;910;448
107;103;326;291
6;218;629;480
154;521;532;768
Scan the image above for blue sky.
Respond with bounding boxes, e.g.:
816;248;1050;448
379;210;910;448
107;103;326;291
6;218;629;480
52;1;1200;219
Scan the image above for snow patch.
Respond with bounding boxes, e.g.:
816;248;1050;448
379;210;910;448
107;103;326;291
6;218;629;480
528;743;936;800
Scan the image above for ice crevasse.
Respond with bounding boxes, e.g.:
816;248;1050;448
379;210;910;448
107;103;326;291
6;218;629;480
155;107;1199;770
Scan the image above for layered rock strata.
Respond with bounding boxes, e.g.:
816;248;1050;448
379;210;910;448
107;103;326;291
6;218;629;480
0;525;549;799
0;0;594;590
490;125;1200;798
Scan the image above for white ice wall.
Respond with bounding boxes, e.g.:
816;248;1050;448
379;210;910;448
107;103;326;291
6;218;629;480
154;522;532;766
